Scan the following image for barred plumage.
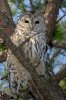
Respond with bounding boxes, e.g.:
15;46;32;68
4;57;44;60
7;12;47;97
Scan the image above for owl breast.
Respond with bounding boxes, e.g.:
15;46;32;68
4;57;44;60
11;23;47;75
22;32;47;66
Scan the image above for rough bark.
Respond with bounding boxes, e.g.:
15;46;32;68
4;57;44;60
0;0;15;62
44;0;62;42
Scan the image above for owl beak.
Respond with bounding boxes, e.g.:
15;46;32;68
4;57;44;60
30;25;33;30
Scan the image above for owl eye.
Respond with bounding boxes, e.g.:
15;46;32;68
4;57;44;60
35;20;39;24
25;20;29;23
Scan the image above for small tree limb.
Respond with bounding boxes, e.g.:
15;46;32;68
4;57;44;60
50;64;66;83
51;40;66;50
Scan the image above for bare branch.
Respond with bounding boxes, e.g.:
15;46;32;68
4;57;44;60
0;0;15;63
0;74;8;80
50;64;66;83
44;0;61;41
51;40;66;50
50;49;61;64
29;0;34;11
56;13;66;23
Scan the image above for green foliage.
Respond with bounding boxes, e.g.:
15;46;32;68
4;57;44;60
8;0;44;16
18;1;26;12
11;8;18;16
32;0;43;10
0;44;6;51
0;63;10;94
59;78;66;93
8;0;27;18
53;24;65;41
8;0;16;3
61;0;66;7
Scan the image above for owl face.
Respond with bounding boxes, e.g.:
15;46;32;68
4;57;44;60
33;14;46;32
17;13;46;34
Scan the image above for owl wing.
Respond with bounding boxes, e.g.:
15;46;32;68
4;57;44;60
7;50;21;96
7;49;31;97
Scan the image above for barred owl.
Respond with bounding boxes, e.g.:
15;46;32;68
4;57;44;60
7;12;47;97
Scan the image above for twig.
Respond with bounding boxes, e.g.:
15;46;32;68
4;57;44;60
29;0;34;11
56;13;66;23
51;40;66;50
50;64;66;83
0;74;8;80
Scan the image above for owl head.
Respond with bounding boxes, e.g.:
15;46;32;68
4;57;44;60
17;12;46;35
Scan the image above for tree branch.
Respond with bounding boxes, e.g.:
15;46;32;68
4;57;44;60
0;74;8;80
51;40;66;50
29;0;34;11
50;64;66;83
44;0;61;42
0;0;15;63
56;13;66;23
